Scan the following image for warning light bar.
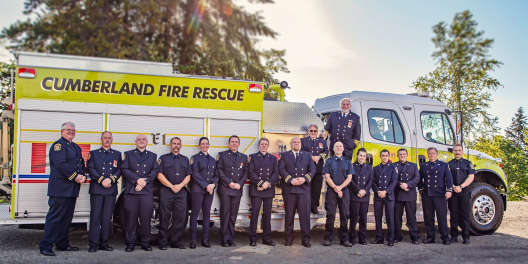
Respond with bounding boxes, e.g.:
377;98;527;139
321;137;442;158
248;83;262;93
18;68;36;79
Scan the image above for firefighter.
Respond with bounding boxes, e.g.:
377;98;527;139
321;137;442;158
157;137;191;250
216;135;248;247
447;144;475;244
371;149;398;246
189;137;218;249
322;142;354;247
87;131;122;252
394;148;420;244
301;124;329;215
248;138;279;246
349;148;373;245
121;134;159;252
419;147;453;245
279;137;316;248
324;98;361;159
39;122;86;256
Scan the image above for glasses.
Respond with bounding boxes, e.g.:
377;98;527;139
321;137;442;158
63;129;76;132
309;130;317;132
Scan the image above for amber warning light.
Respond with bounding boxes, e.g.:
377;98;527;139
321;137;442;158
248;83;262;93
18;68;36;78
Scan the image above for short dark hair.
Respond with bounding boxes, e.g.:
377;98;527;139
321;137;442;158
101;131;112;139
199;137;209;145
397;148;407;154
228;135;240;143
259;137;269;144
427;147;438;153
453;144;463;150
380;149;390;156
170;137;181;145
356;147;367;156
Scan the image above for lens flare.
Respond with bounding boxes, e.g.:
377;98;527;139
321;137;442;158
186;0;206;34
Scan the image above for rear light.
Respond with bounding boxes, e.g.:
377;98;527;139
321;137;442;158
248;83;262;93
7;104;14;111
499;163;502;168
18;68;36;78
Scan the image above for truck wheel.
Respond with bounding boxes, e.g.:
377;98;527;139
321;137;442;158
469;183;504;236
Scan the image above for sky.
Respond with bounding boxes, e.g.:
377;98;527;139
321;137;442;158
1;0;526;133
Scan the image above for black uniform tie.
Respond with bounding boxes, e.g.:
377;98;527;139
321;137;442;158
455;159;461;185
337;158;343;185
294;152;298;161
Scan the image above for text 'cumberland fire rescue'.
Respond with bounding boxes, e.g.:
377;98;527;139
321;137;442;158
40;77;246;101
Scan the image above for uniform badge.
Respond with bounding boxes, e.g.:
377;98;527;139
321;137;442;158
113;160;117;167
240;162;243;168
190;157;194;165
395;167;398;173
319;143;323;148
470;163;474;169
157;159;161;165
248;156;251;163
348;120;353;128
54;143;61;151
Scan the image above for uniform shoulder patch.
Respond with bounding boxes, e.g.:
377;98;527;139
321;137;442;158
54;143;61;151
88;153;91;160
248;156;251;163
470;163;475;169
157;159;161;165
216;154;220;160
123;153;126;160
190;157;194;165
395;167;398;173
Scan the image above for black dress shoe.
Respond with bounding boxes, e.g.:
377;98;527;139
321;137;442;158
388;240;394;246
171;243;186;249
349;239;357;245
88;247;97;253
201;239;211;248
40;249;56;256
56;246;79;251
262;240;276;246
359;239;368;245
159;246;167;250
370;239;384;244
340;241;353;247
395;237;403;243
311;209;319;214
190;240;196;249
250;241;257;246
141;245;152;251
412;239;420;245
422;238;435;244
450;237;459;243
323;240;331;246
229;241;236;247
463;239;470;244
99;245;113;251
125;246;134;252
443;239;451;245
285;241;293;246
301;241;311;248
221;241;230;247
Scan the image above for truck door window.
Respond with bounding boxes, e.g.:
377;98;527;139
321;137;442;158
420;112;455;145
367;109;405;144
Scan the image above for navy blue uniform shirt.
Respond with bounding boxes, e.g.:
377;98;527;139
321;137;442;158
300;137;329;173
190;151;218;193
418;160;453;197
324;110;361;153
87;147;122;195
372;162;398;201
350;162;373;202
121;148;159;195
48;137;86;197
248;151;279;198
323;155;354;187
278;150;316;194
447;158;476;186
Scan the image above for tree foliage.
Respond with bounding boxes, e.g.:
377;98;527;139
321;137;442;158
1;0;288;91
412;10;503;143
0;61;15;112
505;107;528;153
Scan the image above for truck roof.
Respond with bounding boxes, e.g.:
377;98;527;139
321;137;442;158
313;90;447;114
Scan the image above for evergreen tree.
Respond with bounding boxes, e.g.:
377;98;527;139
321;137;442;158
505;107;528;152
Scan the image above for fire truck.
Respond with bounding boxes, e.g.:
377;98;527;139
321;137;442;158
0;52;506;237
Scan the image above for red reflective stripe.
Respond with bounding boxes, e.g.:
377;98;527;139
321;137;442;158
19;180;48;183
78;144;91;166
31;143;47;173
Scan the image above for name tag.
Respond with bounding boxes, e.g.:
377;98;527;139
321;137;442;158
113;160;117;167
348;120;353;128
240;162;243;169
319;143;323;148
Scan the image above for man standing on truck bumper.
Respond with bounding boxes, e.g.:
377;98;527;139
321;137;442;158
87;131;122;252
394;148;420;244
121;134;159;252
301;124;329;215
39;122;87;256
447;144;475;244
157;137;191;250
371;150;398;246
322;142;354;247
324;98;361;160
279;137;316;247
419;147;453;245
216;135;248;247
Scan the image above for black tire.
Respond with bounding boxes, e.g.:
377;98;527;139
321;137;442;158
469;182;504;236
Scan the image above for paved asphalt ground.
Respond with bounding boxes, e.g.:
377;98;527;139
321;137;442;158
0;201;527;264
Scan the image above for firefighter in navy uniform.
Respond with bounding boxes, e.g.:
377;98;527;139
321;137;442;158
349;148;373;245
87;131;122;252
447;144;475;244
216;135;248;247
418;147;453;245
157;137;191;250
121;134;159;252
189;137;218;249
248;138;279;247
324;98;361;160
39;122;87;256
322;142;354;247
394;148;420;244
301;124;329;215
278;137;316;248
371;149;398;246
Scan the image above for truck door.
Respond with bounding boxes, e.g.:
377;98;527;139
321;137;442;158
358;101;412;165
394;103;418;163
413;104;456;162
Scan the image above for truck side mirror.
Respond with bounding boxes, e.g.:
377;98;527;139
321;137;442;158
366;154;373;166
419;155;426;164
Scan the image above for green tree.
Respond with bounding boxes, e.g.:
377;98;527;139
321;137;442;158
0;61;15;111
412;10;503;143
1;0;288;91
505;107;528;152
